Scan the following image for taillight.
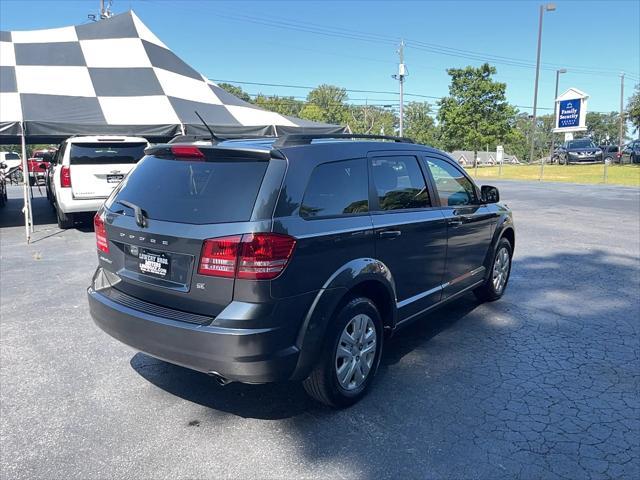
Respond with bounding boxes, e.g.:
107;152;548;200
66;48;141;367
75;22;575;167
60;165;71;188
237;233;296;279
171;145;205;160
198;235;242;277
198;233;296;280
94;212;109;253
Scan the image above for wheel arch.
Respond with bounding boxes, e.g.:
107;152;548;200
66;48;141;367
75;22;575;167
289;258;398;381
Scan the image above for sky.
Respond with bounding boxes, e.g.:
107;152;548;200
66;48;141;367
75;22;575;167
1;0;639;117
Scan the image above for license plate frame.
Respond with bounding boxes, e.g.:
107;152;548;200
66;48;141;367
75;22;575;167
136;248;171;279
107;174;124;184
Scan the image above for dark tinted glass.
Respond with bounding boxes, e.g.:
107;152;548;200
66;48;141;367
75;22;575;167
300;159;368;218
107;156;268;224
426;158;476;206
5;153;19;160
70;143;146;165
371;156;430;210
567;139;596;149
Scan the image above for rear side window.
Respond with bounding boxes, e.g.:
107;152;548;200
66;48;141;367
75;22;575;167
108;156;268;224
70;143;146;165
4;153;19;160
371;156;431;211
300;159;369;218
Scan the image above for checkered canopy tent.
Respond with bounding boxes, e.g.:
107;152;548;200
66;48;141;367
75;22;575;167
0;11;345;143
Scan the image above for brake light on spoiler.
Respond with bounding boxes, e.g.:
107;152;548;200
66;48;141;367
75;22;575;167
198;233;296;280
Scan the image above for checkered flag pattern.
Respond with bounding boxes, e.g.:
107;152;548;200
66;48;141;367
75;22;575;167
0;11;342;142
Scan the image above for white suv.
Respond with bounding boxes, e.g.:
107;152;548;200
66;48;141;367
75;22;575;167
47;136;148;228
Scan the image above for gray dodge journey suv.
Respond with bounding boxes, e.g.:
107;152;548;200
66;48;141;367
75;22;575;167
88;134;515;407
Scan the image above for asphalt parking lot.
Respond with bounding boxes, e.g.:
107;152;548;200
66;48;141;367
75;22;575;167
1;181;639;480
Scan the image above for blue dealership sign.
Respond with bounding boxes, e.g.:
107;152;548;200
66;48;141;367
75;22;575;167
558;99;581;128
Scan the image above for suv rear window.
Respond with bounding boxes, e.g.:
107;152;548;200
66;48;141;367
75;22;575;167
107;156;268;224
4;153;19;160
70;143;146;165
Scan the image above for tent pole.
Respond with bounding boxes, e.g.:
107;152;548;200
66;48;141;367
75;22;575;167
20;122;33;243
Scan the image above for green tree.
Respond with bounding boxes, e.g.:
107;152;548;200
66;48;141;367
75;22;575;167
438;63;516;165
254;95;303;117
216;82;252;103
627;84;640;135
298;104;326;123
503;112;530;162
305;84;349;125
403;101;438;146
347;105;396;136
585;112;622;144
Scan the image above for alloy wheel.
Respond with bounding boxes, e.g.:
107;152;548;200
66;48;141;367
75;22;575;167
335;313;377;391
492;247;510;294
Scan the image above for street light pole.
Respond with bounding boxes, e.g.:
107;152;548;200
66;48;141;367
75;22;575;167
529;3;556;166
541;67;566;180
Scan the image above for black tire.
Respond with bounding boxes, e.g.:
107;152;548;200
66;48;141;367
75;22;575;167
474;237;513;302
303;297;384;408
28;176;35;186
562;155;570;165
56;205;74;229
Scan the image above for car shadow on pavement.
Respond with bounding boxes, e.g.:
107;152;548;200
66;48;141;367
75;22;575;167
129;295;480;420
128;248;640;478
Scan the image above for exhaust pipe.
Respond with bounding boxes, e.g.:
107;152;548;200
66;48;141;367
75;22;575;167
207;371;232;386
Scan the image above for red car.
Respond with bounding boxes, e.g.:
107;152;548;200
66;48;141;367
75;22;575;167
27;149;56;185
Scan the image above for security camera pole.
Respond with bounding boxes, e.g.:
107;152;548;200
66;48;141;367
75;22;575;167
530;3;556;165
392;41;407;137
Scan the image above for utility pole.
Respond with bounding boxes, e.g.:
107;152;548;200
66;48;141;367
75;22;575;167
99;0;113;19
529;3;556;165
619;72;625;163
392;41;406;137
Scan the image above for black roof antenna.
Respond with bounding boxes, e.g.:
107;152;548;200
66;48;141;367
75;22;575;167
194;110;221;144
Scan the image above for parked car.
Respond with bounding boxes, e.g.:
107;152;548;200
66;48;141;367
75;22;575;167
619;140;640;164
599;145;619;163
27;149;56;185
87;133;515;408
47;136;149;229
0;161;7;208
555;139;603;164
0;151;21;172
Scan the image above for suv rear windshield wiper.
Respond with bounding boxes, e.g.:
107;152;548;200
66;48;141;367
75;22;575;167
115;200;148;228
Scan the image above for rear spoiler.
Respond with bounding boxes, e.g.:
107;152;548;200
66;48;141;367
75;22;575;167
145;144;275;162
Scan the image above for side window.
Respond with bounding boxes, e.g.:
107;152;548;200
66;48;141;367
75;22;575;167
426;158;477;207
300;158;369;218
371;156;431;211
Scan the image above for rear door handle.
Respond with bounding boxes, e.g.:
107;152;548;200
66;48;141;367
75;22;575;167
378;230;402;238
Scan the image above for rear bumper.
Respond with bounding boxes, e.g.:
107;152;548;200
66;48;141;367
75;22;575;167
88;287;301;384
57;189;107;213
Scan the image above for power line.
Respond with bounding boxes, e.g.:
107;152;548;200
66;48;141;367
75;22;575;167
225;80;626;114
211;78;441;99
210;9;638;79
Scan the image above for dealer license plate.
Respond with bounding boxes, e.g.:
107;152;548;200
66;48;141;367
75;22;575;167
137;248;171;279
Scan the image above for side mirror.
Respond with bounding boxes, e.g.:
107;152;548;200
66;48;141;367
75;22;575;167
481;185;500;204
0;162;6;170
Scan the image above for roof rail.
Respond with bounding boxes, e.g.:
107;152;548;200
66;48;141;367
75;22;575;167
272;133;415;148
